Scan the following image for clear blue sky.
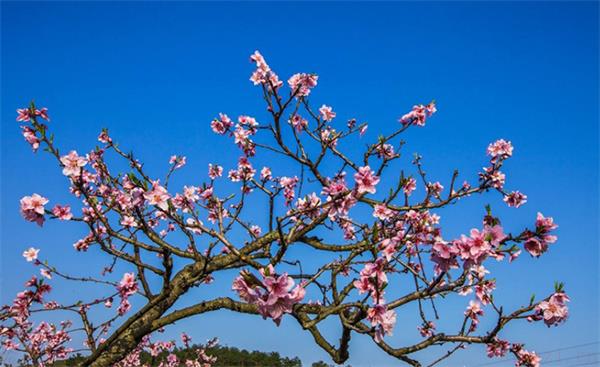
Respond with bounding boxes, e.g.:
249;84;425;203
1;2;598;366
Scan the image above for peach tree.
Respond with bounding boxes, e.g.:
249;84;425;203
1;52;568;367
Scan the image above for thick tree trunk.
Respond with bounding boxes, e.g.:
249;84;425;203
83;261;206;367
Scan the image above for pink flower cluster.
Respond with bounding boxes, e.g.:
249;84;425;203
431;223;506;274
399;102;436;126
115;334;217;367
210;113;233;135
354;166;380;194
288;73;318;97
208;163;223;179
280;176;299;206
533;292;570;327
373;204;395;221
486;338;510;358
418;321;436;338
487;139;513;162
511;344;541;367
295;193;322;219
233;115;259;156
403;177;417;196
353;258;388;297
23;247;40;262
376;143;395;160
464;300;484;331
319;105;336;122
20;193;49;226
249;50;282;90
232;265;305;325
16;107;49;122
60;150;88;177
504;191;527;208
21;125;40;151
290;114;309;132
353;258;397;341
144;181;171;211
366;303;397;342
52;204;73;220
169;155;187;169
1;277;73;366
524;212;558;257
116;273;138;316
228;156;256;184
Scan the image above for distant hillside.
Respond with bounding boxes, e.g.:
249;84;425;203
1;346;349;367
3;345;302;367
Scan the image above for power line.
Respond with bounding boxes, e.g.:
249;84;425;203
475;341;600;366
565;362;599;367
544;352;600;365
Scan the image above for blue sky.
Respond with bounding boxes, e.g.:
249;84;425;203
1;2;598;366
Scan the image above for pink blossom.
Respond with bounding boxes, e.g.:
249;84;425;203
36;107;50;121
373;204;394;220
16;108;31;122
144;181;170;211
418;321;436;338
250;225;262;237
456;228;493;265
380;239;397;261
169;155;186;169
295;193;322;218
512;345;541;367
353;258;388;299
120;215;138;228
504;191;527;208
487;139;513;161
280;176;299;206
354;166;380;194
288;73;318;97
232;266;305;325
403;177;417;196
399;102;436;126
260;167;272;181
319;105;336;122
17;107;49;122
486;338;510;358
534;292;570;327
208;164;223;179
431;241;459;274
98;130;112;144
229;157;256;182
428;181;444;197
249;50;282;90
40;268;52;279
376;143;395;160
465;300;484;331
475;280;496;305
51;205;72;220
367;304;397;342
524;213;558;257
23;247;39;262
118;298;131;315
20;193;49;226
320;127;339;147
290;114;308;132
536;212;558;232
359;124;368;136
60;151;88;177
117;273;138;298
210;113;233;134
483;224;507;247
21;126;40;151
